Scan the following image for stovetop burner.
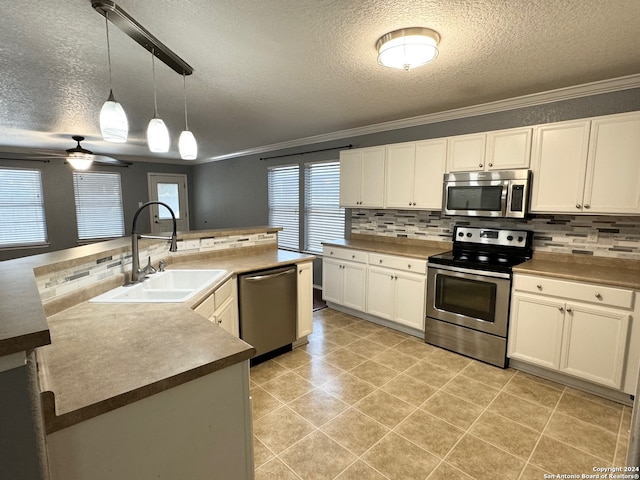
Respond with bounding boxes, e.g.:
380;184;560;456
428;226;534;274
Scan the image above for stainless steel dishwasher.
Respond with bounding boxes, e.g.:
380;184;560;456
238;265;297;358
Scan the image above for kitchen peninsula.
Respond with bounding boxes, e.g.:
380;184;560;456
0;226;314;480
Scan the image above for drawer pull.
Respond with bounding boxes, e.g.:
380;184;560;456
595;293;603;300
558;306;564;312
576;203;582;209
566;307;573;313
536;284;543;290
390;275;394;280
407;264;411;269
379;259;383;263
352;255;355;259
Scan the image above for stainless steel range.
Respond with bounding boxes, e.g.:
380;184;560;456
425;225;534;368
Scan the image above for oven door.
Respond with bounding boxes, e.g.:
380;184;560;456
443;180;508;217
426;264;511;336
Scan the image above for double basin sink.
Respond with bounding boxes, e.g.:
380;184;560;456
90;269;227;303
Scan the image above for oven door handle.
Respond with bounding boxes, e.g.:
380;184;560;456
426;263;511;280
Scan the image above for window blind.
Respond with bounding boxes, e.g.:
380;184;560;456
73;171;125;240
0;168;47;247
304;161;344;254
267;165;299;250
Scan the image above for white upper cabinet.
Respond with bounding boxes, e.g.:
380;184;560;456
447;127;532;172
531;112;640;214
385;139;447;210
584;112;640;214
530;120;591;213
339;146;385;208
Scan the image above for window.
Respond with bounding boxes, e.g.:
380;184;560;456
73;171;124;241
267;165;299;250
304;161;344;253
0;168;47;248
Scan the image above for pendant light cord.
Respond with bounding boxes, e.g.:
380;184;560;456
182;73;189;130
151;49;159;117
105;13;113;90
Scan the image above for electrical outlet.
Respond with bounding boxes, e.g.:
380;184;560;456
587;230;599;243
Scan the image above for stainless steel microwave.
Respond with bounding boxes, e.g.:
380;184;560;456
442;169;532;218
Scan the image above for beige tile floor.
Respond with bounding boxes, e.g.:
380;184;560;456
251;308;633;480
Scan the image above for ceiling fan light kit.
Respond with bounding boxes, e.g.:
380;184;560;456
66;136;95;170
92;1;194;158
376;27;440;71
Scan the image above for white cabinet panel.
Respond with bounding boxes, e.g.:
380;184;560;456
393;271;426;331
339;150;362;207
447;134;486;172
584;112;640;214
366;267;394;320
414;139;447;209
297;262;313;338
486;127;532;170
322;248;366;313
509;293;565;370
385;142;416;208
322;258;343;305
560;303;629;389
340;146;385;208
342;263;367;311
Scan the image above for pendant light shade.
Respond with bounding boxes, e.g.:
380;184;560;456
179;130;197;159
100;90;128;143
178;73;197;160
376;27;440;71
100;13;128;143
146;50;170;153
147;117;170;153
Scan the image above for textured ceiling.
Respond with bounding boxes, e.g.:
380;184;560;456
1;0;639;164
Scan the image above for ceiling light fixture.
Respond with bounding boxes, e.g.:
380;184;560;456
66;136;95;170
146;50;170;153
178;73;197;160
99;11;128;143
376;27;440;71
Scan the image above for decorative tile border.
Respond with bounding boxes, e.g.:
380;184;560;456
351;210;640;260
36;232;278;301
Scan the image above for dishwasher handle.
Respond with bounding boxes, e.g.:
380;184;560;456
243;267;296;282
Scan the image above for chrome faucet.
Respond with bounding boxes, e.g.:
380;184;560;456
130;201;178;283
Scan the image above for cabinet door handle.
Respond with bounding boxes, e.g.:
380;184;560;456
488;163;493;167
584;204;591;209
409;202;412;206
536;284;543;290
566;307;572;313
390;275;394;280
412;202;416;206
299;269;302;275
595;293;602;300
407;264;412;269
479;163;483;168
558;306;564;312
576;203;582;209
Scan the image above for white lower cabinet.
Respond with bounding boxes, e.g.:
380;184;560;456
322;248;367;312
194;277;239;337
323;246;427;333
508;274;633;391
367;266;426;331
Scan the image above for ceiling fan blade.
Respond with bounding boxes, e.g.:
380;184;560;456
91;155;133;167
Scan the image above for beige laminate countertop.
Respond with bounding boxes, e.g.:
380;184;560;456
36;247;314;433
513;252;640;290
322;236;451;260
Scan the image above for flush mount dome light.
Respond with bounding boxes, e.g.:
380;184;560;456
376;27;440;71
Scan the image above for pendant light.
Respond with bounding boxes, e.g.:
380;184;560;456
178;73;198;160
146;49;170;153
99;12;128;143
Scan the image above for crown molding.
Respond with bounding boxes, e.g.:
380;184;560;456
207;74;640;162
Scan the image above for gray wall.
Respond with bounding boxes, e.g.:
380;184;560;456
0;158;194;261
192;87;640;285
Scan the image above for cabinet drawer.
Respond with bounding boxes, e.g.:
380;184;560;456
513;274;634;309
215;278;233;310
368;253;427;274
323;246;368;263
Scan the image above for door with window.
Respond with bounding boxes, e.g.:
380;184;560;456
147;173;189;233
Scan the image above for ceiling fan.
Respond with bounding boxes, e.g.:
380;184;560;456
0;135;133;169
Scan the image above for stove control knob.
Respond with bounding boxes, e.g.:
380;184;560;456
466;232;472;238
458;232;464;237
518;236;523;242
507;235;513;241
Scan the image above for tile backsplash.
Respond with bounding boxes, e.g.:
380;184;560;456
351;209;640;259
36;232;277;302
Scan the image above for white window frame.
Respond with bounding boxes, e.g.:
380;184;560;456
0;167;48;249
304;160;344;254
73;171;125;242
267;164;300;250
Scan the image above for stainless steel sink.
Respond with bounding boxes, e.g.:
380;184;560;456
90;269;227;303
